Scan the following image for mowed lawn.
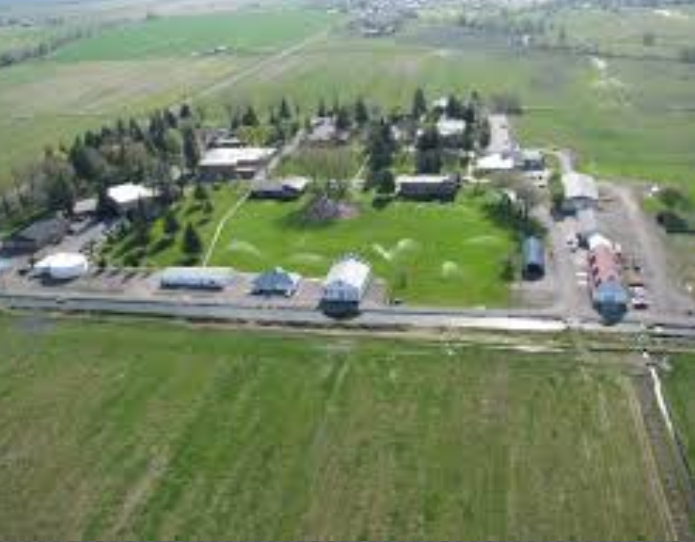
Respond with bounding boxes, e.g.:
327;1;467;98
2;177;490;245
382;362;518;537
208;190;515;307
0;316;672;541
52;8;338;62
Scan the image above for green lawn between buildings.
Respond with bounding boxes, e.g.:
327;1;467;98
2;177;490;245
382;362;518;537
0;315;672;541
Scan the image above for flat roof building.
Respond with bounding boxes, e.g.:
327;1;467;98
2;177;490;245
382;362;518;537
3;216;69;254
250;177;311;201
436;117;466;139
562;172;598;213
107;183;156;214
160;267;233;291
199;147;275;181
34;252;89;281
395;174;459;201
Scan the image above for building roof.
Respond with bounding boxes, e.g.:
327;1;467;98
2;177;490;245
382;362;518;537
396;174;453;187
160;267;233;285
199;147;275;168
73;198;97;215
35;252;88;274
577;208;598;235
589;244;621;285
253;267;302;291
562;172;598;201
14;216;68;243
519;149;544;162
594;280;629;305
476;153;516;171
522;237;545;267
324;255;371;291
436;117;466;138
107;183;155;206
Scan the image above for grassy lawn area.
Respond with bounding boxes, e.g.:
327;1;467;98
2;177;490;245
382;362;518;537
205;189;516;307
0;315;672;540
276;145;363;181
51;8;339;62
100;185;246;267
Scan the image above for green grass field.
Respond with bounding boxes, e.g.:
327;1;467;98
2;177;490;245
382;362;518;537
205;189;515;306
0;315;673;540
51;8;338;62
663;353;695;470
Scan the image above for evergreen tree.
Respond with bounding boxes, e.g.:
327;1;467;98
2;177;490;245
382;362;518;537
335;105;352;131
412;87;427;119
163;210;180;236
193;182;208;201
317;99;327;118
182;222;202;256
279;97;292;120
241;105;259;127
182;127;200;173
354;97;369;126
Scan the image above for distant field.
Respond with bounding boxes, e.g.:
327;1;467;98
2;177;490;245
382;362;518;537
205;190;515;306
206;33;695;194
51;8;338;62
0;315;673;540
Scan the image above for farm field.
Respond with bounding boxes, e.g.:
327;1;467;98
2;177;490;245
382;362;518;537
0;315;674;541
207;32;695;194
51;8;339;62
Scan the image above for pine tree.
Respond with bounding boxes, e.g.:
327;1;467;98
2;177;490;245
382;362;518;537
412;88;427;119
241;105;259;127
182;222;202;255
163;210;180;236
354;97;369;126
279;97;291;120
182;127;200;173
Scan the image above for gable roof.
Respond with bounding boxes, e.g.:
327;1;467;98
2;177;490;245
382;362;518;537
562;172;598;201
13;216;68;243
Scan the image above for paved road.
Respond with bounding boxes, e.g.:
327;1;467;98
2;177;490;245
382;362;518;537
1;290;694;340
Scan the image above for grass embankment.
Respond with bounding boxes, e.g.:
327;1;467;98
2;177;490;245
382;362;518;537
0;315;672;540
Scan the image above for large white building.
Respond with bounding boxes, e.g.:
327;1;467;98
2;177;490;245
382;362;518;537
199;147;275;181
562;172;599;213
322;255;372;312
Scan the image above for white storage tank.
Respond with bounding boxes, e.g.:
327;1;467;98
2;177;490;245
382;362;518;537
34;253;89;281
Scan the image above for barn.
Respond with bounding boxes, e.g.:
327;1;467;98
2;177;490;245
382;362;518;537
321;255;372;314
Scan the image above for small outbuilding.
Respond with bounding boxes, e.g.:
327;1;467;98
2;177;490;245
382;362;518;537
436;117;466;141
395;174;460;201
252;267;302;297
34;252;89;281
476;153;516;173
160;267;233;291
516;149;545;172
250;177;311;201
3;216;69;254
322;255;372;314
576;208;598;245
522;237;545;280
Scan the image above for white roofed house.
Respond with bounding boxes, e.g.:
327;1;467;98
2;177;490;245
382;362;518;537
107;183;156;216
561;172;599;213
436;117;466;144
322;255;372;315
199;147;275;182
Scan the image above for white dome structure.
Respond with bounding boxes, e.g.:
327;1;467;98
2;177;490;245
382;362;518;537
34;252;89;281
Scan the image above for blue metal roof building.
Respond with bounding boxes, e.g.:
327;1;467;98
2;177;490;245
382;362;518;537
593;280;629;323
522;237;545;280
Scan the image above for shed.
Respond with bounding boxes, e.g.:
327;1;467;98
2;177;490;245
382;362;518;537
436;117;466;140
476;153;516;173
73;198;98;217
3;216;69;254
160;267;233;291
522;237;545;280
322;255;372;314
252;267;302;297
516;149;545;172
576;208;598;244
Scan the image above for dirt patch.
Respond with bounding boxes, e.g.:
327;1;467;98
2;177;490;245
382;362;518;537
302;195;360;223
